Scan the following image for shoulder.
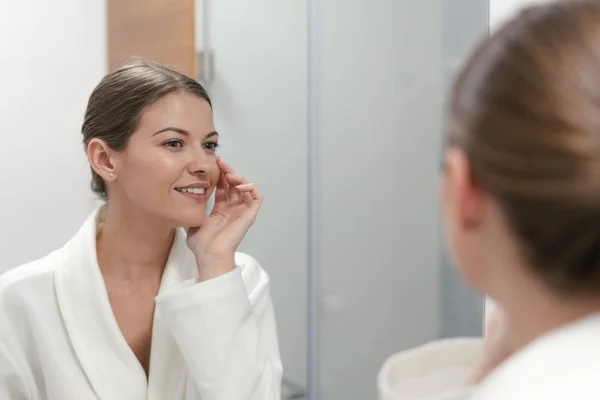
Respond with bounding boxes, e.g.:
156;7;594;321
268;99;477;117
474;366;600;400
475;371;600;400
0;250;61;308
474;315;600;399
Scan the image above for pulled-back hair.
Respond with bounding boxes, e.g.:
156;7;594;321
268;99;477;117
82;59;211;200
449;0;600;295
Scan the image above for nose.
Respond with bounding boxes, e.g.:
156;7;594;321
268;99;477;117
187;150;212;176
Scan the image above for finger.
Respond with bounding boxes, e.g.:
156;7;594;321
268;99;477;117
236;183;255;207
229;181;242;203
225;173;246;186
214;170;229;203
241;191;253;207
217;159;236;176
227;200;261;239
237;183;263;209
225;174;248;186
248;183;263;202
227;174;247;203
219;185;263;246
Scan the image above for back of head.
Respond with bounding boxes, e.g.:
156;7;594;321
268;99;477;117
449;0;600;295
82;59;211;200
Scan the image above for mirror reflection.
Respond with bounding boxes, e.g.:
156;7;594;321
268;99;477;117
1;0;525;399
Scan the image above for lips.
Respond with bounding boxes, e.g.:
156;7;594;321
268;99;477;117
175;187;206;195
175;181;210;195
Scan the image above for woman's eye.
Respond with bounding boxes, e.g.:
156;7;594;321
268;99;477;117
203;142;220;152
163;140;183;149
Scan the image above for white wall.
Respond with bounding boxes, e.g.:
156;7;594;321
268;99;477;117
0;1;107;272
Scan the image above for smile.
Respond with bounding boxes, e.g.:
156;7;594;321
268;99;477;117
175;187;206;195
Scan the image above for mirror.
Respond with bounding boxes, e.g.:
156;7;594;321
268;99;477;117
0;1;490;399
192;0;488;398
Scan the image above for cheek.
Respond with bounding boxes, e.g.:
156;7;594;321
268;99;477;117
122;151;183;192
210;162;220;185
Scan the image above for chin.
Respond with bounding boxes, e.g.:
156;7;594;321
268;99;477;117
178;211;207;228
160;205;207;229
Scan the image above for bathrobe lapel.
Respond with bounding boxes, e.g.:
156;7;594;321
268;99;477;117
54;209;198;400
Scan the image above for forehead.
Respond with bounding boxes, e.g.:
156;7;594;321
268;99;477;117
137;91;214;134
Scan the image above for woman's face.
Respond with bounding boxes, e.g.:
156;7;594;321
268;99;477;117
109;91;220;228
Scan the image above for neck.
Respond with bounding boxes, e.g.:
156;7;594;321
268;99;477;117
496;271;600;354
96;203;175;282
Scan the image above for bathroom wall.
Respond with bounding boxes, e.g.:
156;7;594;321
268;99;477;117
0;0;106;272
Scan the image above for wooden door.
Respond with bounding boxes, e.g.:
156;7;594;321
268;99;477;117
107;0;196;77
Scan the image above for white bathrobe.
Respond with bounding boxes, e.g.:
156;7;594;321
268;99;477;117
378;314;600;399
0;209;282;400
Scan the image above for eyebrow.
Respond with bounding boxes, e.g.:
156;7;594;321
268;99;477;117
152;127;219;139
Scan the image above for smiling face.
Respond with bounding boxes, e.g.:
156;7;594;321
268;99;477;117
104;91;220;228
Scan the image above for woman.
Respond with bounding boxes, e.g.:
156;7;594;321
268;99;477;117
379;0;600;398
0;60;282;399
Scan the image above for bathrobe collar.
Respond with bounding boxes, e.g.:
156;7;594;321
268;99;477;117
54;208;197;400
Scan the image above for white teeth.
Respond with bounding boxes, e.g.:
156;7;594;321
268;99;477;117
178;188;205;195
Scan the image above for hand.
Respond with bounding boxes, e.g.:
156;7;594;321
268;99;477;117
186;159;263;281
467;307;513;384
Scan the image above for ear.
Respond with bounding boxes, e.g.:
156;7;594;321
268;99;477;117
443;147;485;230
87;138;117;182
